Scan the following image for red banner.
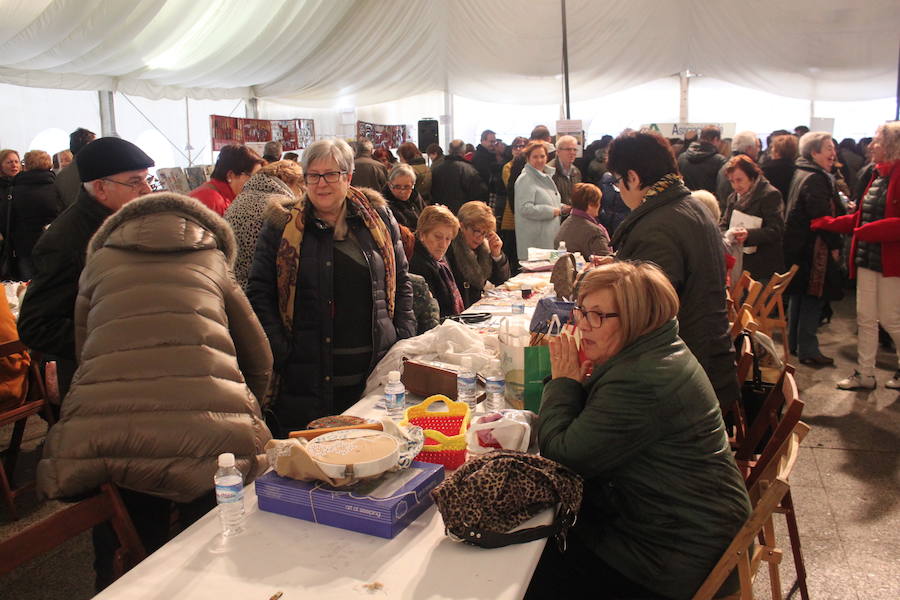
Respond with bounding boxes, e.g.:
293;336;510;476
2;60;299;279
210;115;316;151
356;121;409;149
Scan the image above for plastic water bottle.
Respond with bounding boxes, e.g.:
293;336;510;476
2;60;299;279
457;356;477;415
550;240;565;261
485;359;505;413
384;370;406;419
214;452;245;537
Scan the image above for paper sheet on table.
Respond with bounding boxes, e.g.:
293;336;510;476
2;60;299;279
729;209;762;255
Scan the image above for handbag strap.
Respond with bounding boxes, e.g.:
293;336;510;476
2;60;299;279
448;506;577;549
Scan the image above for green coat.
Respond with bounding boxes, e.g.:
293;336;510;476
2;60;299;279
538;320;750;600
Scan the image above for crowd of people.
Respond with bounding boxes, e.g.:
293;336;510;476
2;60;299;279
1;117;898;598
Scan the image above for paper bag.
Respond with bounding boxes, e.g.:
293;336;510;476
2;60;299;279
523;345;551;413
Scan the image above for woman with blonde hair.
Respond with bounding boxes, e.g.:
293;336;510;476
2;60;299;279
225;159;304;288
409;205;464;317
528;261;751;600
446;200;510;308
813;121;900;390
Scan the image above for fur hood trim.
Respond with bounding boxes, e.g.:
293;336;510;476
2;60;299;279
88;192;237;265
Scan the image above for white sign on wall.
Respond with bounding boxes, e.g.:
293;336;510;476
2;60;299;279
641;122;737;139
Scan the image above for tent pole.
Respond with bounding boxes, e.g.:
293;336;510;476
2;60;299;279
561;0;571;119
185;97;193;167
98;91;118;137
679;71;689;122
895;40;899;120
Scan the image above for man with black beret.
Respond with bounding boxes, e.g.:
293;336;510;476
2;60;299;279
18;137;154;402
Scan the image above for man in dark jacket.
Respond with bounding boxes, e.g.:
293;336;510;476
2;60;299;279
18;137;154;401
352;139;388;190
678;126;726;194
430;139;488;214
470;129;502;194
54;127;96;207
609;131;739;412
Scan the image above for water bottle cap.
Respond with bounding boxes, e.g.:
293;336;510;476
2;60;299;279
388;370;401;382
218;452;235;467
559;241;566;250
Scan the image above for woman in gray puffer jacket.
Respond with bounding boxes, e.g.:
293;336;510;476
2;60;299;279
38;193;272;533
225;160;303;288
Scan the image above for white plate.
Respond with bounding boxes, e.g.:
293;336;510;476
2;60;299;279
306;429;400;480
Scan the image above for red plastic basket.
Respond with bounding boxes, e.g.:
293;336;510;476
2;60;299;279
400;395;471;470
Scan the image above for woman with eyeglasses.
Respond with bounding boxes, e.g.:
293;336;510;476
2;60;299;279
247;139;415;436
528;261;751;600
397;142;432;203
446;201;510;309
189;144;263;215
382;164;425;232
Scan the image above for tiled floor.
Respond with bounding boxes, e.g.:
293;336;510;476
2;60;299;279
1;295;898;599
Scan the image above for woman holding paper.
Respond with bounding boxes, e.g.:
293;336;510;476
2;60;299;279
720;154;785;282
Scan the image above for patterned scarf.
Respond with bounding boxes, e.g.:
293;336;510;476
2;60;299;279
276;186;396;332
437;257;465;315
642;172;684;201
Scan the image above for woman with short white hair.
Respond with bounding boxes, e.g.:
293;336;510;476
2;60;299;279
813;122;900;390
382;163;425;231
247;139;415;435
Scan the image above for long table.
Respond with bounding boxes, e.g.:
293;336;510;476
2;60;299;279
95;276;556;600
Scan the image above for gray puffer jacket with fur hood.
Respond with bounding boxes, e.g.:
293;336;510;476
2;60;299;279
37;193;273;503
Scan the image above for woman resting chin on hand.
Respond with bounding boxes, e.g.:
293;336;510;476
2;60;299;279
526;261;752;600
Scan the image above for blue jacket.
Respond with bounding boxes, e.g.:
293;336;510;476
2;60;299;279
514;163;561;260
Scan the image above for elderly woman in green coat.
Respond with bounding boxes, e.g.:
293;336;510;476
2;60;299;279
526;261;751;600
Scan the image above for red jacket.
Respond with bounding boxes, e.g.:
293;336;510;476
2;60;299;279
811;160;900;278
189;178;235;215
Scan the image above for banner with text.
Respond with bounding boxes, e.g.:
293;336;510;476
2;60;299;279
641;122;737;139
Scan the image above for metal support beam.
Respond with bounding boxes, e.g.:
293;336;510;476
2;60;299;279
679;71;689;123
561;0;571;119
98;91;118;137
245;97;259;119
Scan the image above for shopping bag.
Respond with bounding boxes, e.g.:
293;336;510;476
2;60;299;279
523;345;551;413
498;316;530;410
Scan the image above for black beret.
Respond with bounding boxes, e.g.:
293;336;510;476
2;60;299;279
77;137;155;182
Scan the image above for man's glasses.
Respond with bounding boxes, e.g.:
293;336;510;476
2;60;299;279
573;306;619;328
102;177;150;191
304;171;346;184
390;184;413;191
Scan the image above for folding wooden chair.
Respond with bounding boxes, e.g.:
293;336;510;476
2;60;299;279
729;304;760;342
0;483;146;581
731;271;763;314
750;265;799;362
742;373;810;600
692;419;808;600
0;340;55;519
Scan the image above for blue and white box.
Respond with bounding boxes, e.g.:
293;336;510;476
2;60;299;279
255;461;444;538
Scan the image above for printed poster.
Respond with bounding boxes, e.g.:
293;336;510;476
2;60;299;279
356;121;409;149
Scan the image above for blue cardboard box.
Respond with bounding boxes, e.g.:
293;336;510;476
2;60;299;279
255;461;444;538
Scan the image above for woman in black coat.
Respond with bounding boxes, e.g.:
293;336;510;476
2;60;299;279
408;205;464;318
720;155;784;282
246;139;415;435
11;150;65;279
382;164;425;232
446;201;510;309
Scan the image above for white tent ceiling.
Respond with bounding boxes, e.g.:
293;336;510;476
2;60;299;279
0;0;898;107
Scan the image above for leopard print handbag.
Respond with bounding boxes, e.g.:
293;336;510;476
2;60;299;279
431;450;583;549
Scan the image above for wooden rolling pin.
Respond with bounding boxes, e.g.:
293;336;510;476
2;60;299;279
288;422;383;441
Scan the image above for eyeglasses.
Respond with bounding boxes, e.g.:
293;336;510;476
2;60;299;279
304;171;346;184
390;184;413;191
573;306;619;329
513;145;526;150
558;146;578;152
467;227;487;238
101;177;150;191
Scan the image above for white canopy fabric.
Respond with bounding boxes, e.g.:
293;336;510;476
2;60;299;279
0;0;897;106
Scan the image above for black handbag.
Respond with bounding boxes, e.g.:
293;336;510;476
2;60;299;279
0;193;19;281
739;332;776;453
